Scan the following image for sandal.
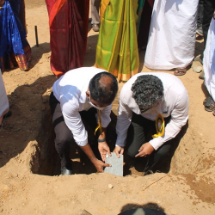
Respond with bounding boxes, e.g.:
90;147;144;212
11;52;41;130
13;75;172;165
174;64;191;76
174;68;187;76
204;96;215;112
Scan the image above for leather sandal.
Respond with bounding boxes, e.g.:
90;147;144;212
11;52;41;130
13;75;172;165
174;68;187;76
174;64;191;76
204;96;215;112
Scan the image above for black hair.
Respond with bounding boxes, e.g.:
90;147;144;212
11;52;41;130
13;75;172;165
131;75;164;109
89;72;118;104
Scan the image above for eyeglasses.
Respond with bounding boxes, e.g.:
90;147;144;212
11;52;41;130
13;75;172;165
140;106;152;113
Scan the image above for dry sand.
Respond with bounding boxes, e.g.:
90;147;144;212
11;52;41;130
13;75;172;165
0;1;215;215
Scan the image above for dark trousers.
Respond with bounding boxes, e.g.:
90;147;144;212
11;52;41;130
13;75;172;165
138;0;155;49
126;113;186;173
49;93;98;169
197;0;204;29
203;0;215;45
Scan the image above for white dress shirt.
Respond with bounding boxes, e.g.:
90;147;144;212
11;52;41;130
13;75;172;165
52;67;112;147
116;72;189;150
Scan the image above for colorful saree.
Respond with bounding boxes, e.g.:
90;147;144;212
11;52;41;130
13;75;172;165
45;0;89;77
0;0;31;72
95;0;139;82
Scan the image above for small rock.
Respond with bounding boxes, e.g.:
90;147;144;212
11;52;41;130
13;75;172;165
80;210;92;215
108;184;113;189
193;66;202;73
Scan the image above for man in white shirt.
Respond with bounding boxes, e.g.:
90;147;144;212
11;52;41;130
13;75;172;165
49;67;118;175
114;72;189;174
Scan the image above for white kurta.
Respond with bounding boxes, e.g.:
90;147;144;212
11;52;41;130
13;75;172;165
145;0;199;70
203;18;215;101
0;70;9;119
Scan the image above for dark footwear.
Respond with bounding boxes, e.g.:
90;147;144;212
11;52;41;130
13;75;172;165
61;166;72;175
174;68;187;76
204;96;215;112
199;70;205;80
92;24;99;32
3;110;11;119
213;110;215;116
143;170;154;176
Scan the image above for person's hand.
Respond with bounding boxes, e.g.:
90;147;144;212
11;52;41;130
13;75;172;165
93;158;111;173
135;142;154;158
214;11;215;19
98;141;111;162
113;146;124;158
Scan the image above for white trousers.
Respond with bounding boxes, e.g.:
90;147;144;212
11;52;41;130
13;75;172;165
203;18;215;101
145;0;199;70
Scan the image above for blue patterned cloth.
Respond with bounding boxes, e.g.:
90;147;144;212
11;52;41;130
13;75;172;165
0;0;28;68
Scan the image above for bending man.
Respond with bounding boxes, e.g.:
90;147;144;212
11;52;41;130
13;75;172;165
49;67;118;175
114;73;189;174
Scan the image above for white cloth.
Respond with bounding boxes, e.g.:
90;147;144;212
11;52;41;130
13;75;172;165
115;72;189;150
0;70;9;118
145;0;199;70
52;67;112;147
203;18;215;101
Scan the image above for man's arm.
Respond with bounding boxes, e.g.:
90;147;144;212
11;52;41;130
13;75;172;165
98;105;112;161
114;100;133;157
149;89;189;150
61;100;110;172
80;143;111;172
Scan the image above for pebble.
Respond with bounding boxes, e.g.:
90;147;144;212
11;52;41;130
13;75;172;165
80;210;92;215
108;184;113;189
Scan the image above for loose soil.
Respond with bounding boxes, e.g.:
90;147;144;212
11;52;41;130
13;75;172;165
0;1;215;215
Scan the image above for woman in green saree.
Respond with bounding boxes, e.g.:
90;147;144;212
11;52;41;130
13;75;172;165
95;0;140;82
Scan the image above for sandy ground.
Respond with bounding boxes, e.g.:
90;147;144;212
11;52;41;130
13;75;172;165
0;1;215;215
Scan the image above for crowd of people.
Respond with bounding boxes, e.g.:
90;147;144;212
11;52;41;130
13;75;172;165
0;0;214;175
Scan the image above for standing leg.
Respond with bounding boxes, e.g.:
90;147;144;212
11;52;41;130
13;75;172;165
196;0;204;36
203;0;215;46
91;0;100;32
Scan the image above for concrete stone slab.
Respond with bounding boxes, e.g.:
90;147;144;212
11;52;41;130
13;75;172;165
104;152;123;177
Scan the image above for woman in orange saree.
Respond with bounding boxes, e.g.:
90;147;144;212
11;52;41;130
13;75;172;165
95;0;139;82
45;0;89;77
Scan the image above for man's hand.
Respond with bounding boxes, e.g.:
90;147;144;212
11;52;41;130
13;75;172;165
214;11;215;19
98;141;111;162
135;142;154;158
93;158;111;173
113;146;124;158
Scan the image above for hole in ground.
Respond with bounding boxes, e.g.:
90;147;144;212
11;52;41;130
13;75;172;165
30;110;118;176
29;106;194;177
